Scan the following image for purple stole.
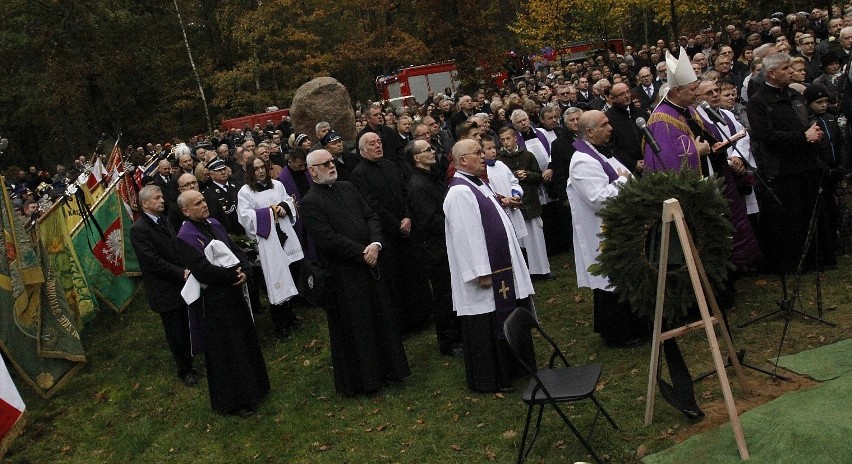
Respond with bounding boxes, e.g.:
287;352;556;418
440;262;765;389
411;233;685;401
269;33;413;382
449;175;516;332
276;168;319;262
572;139;618;183
516;128;551;157
177;218;232;355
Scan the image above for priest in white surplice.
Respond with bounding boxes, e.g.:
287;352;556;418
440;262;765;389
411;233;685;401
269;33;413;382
567;110;647;347
444;139;535;393
237;154;304;339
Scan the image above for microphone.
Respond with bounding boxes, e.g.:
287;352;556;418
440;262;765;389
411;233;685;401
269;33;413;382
699;101;726;125
635;117;661;154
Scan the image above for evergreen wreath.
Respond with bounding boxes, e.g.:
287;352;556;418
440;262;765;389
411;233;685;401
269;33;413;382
589;168;734;322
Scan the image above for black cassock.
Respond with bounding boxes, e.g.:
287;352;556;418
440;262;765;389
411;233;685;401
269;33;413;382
176;218;270;413
300;181;411;396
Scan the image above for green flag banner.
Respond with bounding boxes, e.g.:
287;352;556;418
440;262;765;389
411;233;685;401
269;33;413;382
71;187;140;312
0;177;86;398
38;205;99;325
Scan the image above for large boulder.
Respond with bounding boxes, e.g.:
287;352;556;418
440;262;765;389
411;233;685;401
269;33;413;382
289;77;356;145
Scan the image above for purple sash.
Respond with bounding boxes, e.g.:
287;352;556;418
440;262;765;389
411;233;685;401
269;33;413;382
277;168;319;262
449;176;516;330
177;218;235;355
572;139;618;183
516;128;551;157
720;110;738;135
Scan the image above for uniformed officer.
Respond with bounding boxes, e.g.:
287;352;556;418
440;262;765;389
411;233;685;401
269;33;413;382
202;158;243;235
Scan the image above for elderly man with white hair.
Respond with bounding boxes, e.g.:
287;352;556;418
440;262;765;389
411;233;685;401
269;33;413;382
299;148;411;396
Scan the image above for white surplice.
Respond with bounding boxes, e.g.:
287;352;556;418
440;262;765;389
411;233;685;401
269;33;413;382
486;160;528;240
443;173;534;316
237;180;304;305
567;141;629;290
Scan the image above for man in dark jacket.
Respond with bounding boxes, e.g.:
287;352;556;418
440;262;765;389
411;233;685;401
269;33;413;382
605;83;646;174
351;133;429;333
405;140;462;357
301;149;411;396
747;52;825;273
129;185;196;387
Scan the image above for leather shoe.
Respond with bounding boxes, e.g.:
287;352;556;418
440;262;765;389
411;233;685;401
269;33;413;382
179;371;198;387
234;407;255;418
275;327;291;340
441;346;464;358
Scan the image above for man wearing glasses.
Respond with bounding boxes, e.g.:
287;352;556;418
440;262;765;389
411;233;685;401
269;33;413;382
300;149;411;397
443;139;534;393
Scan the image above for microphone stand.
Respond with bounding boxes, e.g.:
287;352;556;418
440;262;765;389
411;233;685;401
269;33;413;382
704;110;782;206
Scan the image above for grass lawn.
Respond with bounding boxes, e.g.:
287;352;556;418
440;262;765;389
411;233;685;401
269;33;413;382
5;251;850;463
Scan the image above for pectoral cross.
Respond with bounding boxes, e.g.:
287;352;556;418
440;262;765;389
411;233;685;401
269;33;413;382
498;281;510;299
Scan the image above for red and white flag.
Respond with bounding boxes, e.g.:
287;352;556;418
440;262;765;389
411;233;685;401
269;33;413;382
0;356;25;457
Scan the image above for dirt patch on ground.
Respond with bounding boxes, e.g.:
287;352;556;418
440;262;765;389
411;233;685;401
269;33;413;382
671;368;820;440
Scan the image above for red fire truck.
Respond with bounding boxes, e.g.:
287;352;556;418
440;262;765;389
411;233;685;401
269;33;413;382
375;61;460;106
219;107;290;132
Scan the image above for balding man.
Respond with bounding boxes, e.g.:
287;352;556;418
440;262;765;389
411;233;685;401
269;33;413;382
567;110;644;347
633;66;661;111
175;190;269;417
605;82;645;174
300;149;411;396
443;138;535;393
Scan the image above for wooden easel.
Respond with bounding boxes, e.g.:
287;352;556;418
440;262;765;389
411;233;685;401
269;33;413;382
644;199;751;460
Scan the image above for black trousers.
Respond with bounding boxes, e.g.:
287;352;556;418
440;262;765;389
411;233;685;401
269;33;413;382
159;307;194;375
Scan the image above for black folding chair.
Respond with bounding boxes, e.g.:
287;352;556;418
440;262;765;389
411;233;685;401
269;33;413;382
503;307;619;464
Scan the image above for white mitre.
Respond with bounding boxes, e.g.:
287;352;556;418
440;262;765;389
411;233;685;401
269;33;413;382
665;47;698;88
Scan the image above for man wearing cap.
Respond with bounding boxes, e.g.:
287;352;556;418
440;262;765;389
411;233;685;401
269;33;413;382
320;130;358;182
812;51;843;113
643;47;749;420
203;158;243;236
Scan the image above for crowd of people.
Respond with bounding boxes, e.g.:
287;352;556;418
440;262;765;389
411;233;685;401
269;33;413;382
7;6;851;421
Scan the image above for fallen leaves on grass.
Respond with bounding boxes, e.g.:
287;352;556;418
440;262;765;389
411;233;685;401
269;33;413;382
485;446;497;460
574;293;585;303
313;442;333;451
546;297;560;304
502;429;518;439
450;444;463;451
637;444;649;458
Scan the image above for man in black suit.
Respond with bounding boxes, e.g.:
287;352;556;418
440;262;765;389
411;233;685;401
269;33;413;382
632;66;661;111
575;76;592;104
150;159;176;203
356;104;404;170
129;184;197;387
322;130;359;183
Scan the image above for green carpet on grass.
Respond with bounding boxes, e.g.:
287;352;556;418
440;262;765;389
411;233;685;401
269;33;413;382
642;372;852;464
770;338;852;381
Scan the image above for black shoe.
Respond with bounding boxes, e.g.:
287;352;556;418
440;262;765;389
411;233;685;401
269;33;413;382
531;272;557;281
497;385;516;393
605;337;643;348
441;346;464;358
179;371;198;387
233;407;255;418
275;327;291;340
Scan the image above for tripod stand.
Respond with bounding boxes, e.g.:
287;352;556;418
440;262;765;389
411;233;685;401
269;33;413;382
739;171;835;377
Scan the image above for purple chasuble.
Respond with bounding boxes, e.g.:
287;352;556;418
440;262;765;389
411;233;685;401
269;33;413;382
572;139;618;183
449;175;517;332
177;217;231;355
